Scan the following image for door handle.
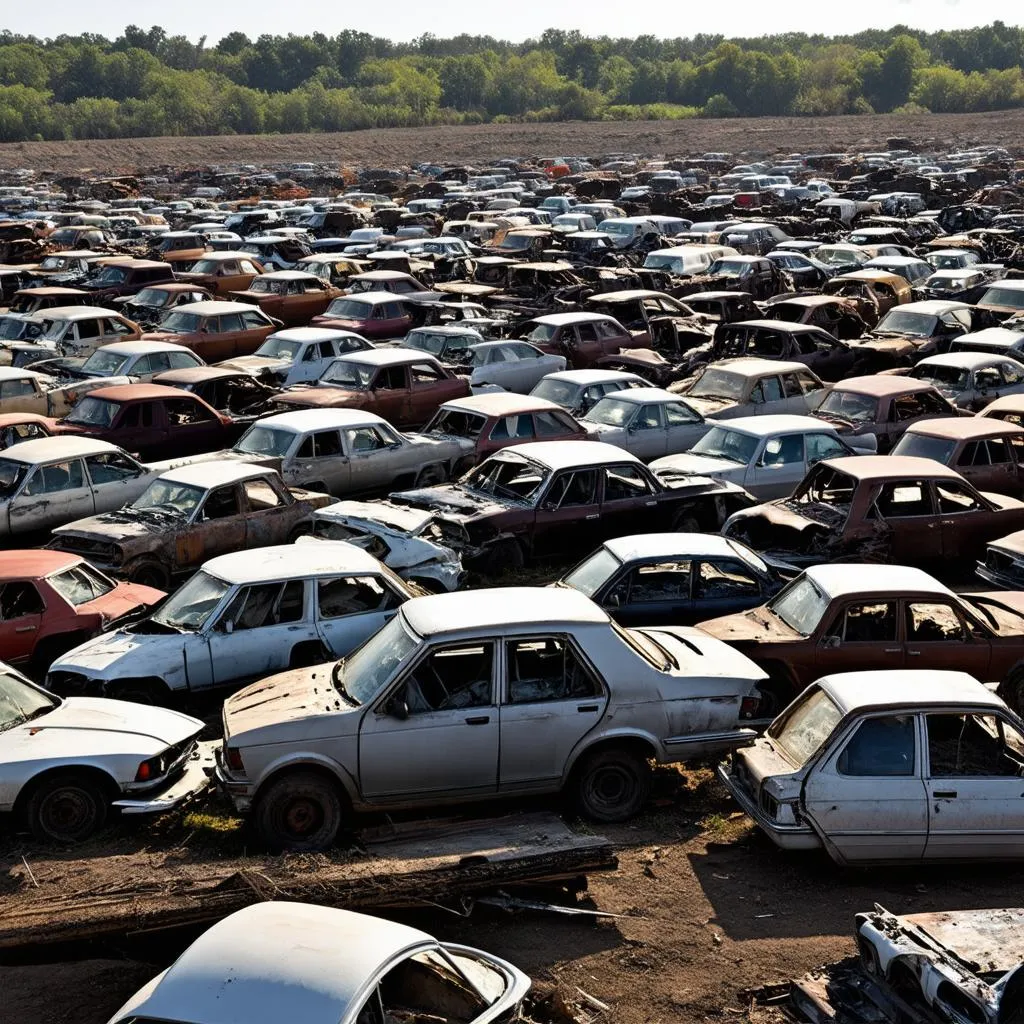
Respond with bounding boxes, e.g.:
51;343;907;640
465;715;490;725
908;650;921;656
934;790;957;798
884;648;900;653
577;704;599;713
645;501;657;506
15;626;36;633
585;513;599;520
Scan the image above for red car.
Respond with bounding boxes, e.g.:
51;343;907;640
0;412;53;450
0;550;163;671
311;291;417;340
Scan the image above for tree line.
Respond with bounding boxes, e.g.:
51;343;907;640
1;23;1023;143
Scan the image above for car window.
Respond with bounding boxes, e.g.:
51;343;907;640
345;426;389;452
837;715;916;776
243;479;283;510
374;366;408;390
696;560;759;598
608;561;691;606
906;601;969;642
23;459;84;496
871;481;934;518
892;394;925;420
576;323;599;343
199;485;240;521
0;581;44;619
545;469;598;508
833;601;897;642
805;433;848;462
297;430;343;458
318;575;399;617
119;402;156;429
936;482;984;514
217;580;304;631
758;434;804;467
0;379;37;399
400;642;494;713
490;414;534;441
665;402;698;425
927;713;1024;777
534;411;574;437
411;362;443;384
166;398;214;425
752;376;784;404
85;452;141;484
635;405;664;430
505;636;600;703
241;310;267;330
986;438;1011;464
603;464;653;500
219;313;244;333
781;373;803;399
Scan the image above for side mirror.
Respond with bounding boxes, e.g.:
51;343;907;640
822;634;840;649
387;696;409;720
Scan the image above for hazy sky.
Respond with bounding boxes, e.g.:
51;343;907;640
4;0;1021;43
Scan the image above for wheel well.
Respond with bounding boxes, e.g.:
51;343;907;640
107;676;172;702
392;472;417;489
14;765;120;821
566;737;658;785
289;640;327;667
254;762;353;811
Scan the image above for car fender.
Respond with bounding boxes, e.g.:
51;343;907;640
253;749;360;806
559;726;663;785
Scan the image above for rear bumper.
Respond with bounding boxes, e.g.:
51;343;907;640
114;740;217;814
213;747;255;811
716;763;820;851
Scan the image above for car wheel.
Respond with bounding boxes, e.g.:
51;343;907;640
254;771;343;852
415;464;446;487
127;560;170;590
574;748;650;823
288;523;312;543
672;512;701;533
483;538;524;576
26;772;109;844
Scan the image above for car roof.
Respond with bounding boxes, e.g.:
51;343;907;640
727;315;826;329
256;270;320;280
116;903;435;1024
0;366;48;382
157;461;281;489
542;369;644;385
339;348;437;367
39;305;123;319
402;586;607;638
904;416;1024;440
893;299;973;314
496;439;641;470
709;357;812;376
256;409;388;432
440;393;564;415
268;327;365;343
95;339;193;355
918;351;1016;369
0;549;84;580
592;387;686;405
83;383;204;403
1;436;122;463
819;670;1002;716
204;541;383;585
603;533;756;563
172;300;260;316
588;289;673;302
708;414;835;436
819;454;963;481
832;374;936;396
331;290;407;305
804;563;951;601
530;312;617;326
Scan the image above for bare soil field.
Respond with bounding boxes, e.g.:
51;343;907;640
1;109;1023;173
4;768;1024;1024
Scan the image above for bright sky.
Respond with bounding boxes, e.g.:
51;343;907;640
5;0;1021;44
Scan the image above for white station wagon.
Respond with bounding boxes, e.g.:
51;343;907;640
215;586;766;850
720;670;1024;864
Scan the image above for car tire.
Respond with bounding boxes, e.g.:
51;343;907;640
26;772;109;844
672;512;701;533
483;538;524;576
415;464;446;487
127;560;171;590
254;771;343;852
573;747;650;823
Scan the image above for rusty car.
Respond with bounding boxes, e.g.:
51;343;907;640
670;358;827;419
142;300;280;362
227;270;342;326
216;327;372;387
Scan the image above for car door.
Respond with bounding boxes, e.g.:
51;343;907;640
162;397;221;458
664;400;707;455
0;377;47;415
812;599;905;684
692;558;764;620
205;579;312;688
10;457;94;533
111;400;164;455
343;424;409;493
498;635;609;788
901;597;992;678
779;371;814;414
802;712;928;862
923;711;1024;859
749;374;787;415
934;480;1003;561
0;580;45;663
240;476;296;545
598;463;661;537
293;429;350;493
569;323;602;368
358;640;499;799
368;365;413;425
866;478;944;562
84;451;149;507
532;468;602;558
314;573;403;657
624;403;670;460
176;483;247;568
601;559;694;626
745;433;807;499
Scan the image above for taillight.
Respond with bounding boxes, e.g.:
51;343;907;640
740;695;761;720
225;746;244;772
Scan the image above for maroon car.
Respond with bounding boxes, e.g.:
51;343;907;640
513;312;632;369
311;291;417;340
48;383;237;459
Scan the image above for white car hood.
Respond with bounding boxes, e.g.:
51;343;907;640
52;629;183;680
653;453;745;480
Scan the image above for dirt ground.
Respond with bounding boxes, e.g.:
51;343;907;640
1;109;1024;174
5;767;1024;1024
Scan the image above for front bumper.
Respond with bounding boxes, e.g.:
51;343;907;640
113;739;217;815
213;747;255;812
716;763;820;851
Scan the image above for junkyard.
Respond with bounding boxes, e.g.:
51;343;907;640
8;114;1024;1024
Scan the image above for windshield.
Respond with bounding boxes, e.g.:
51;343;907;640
81;350;129;375
582;397;635;427
235;424;294;457
767;685;844;765
0;458;27;498
642;254;681;272
160;311;202;333
133;288;170;307
687;367;745;400
255;336;301;360
498;234;534;251
0;671;55;732
39;256;68;271
90;265;127;285
338;614;418;705
891;432;956;464
708;259;748;276
321;360;375;389
464;452;548;502
768;576;829;636
690;426;759;464
817;246;865;266
816;389;877;423
250;277;283;293
602;221;633;236
562;547;622;597
65;396;118;427
531;378;577;405
520;323;557;344
40;318;68;341
133;478;205;517
408;331;470;356
0;318;34;340
981;287;1024;310
150;571;231;631
425;408;485;439
47;563;115;605
326;298;372;320
189;258;220;274
912;363;968;388
930;254;968;269
875;310;936;337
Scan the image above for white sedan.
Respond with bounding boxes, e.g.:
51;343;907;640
466;340;566;394
580;387;711;460
0;663;213;843
107;902;531;1024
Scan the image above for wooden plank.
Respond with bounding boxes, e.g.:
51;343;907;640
0;813;616;953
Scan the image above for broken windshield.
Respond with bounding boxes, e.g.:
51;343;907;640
768;685;844;765
320;360;375;389
65;396;118;427
235;424;294;457
133;479;205;518
816;389;877;423
687;367;746;400
0;671;56;732
912;364;969;388
561;547;622;597
148;571;232;632
767;576;830;636
255;337;302;360
338;613;418;705
582;398;636;428
690;426;759;464
81;349;130;376
463;452;548;502
47;563;114;605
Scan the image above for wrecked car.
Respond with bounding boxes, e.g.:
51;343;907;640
0;663;213;843
531;369;653;417
47;541;415;705
652;415;873;500
462;340;567;394
722;455;1024;568
513;312;634;369
764;296;868;341
227;270;342;327
32;339;205;386
390;440;756;573
33;305;143;359
311;291;417;340
142;300;280;362
580;387;711;460
49;463;332;588
903;351;1024;412
214;585;766;849
114;282;214;329
216;327;373;387
671;358;827;419
557;532;794;629
850;299;983;370
307;501;462;593
152;366;275;420
719;669;1024;862
175;251;265;297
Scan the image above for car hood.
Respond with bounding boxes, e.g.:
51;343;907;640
675;394;737;417
84;582;165;620
218;355;286;372
16;695;200;749
698;607;802;646
275;388;363;409
392;485;514;518
54;506;188;543
52;627;184;679
651;453;745;480
984;491;1024;511
225;665;360;742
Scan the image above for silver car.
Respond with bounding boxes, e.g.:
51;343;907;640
215;586;766;850
907;351;1024;412
719;670;1024;863
671;358;827;419
581;387;711;460
466;340;566;394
